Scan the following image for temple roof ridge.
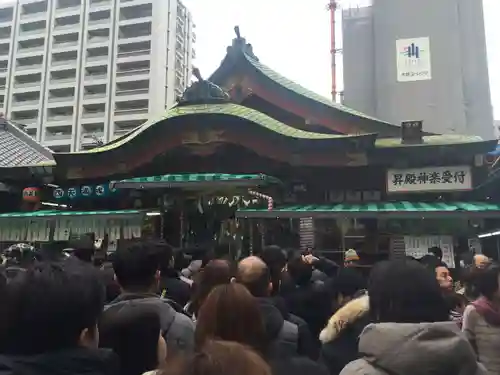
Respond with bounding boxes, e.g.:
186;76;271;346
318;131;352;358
0;117;55;168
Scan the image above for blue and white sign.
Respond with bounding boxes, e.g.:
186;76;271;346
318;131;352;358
53;188;65;199
67;187;78;199
53;183;118;200
396;37;432;82
81;185;93;196
95;185;106;196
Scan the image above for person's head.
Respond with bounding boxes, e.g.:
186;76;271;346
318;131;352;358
4;243;36;268
158;340;271;375
344;249;360;266
259;246;286;295
330;267;366;308
368;259;449;323
419;254;453;291
113;241;161;293
99;304;166;375
287;253;312;287
1;262;104;355
428;246;443;261
475;264;500;301
100;265;121;303
195;283;268;356
213;243;232;261
474;254;491;269
189;259;232;316
70;236;96;263
154;241;175;274
236;256;272;297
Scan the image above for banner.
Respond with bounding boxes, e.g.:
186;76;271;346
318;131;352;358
404;235;455;267
396;37;432;82
387;165;472;193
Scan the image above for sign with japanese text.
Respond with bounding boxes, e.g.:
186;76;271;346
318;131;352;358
53;183;118;200
396;37;432;82
387;166;472;193
404;236;455;268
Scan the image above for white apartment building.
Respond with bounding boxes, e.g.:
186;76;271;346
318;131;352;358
0;0;195;152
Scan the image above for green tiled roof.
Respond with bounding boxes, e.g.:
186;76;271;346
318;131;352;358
112;173;281;189
69;103;368;154
376;135;487;148
243;53;395;126
237;202;500;218
0;209;143;218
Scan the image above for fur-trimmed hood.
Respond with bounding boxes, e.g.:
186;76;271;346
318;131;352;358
319;294;369;343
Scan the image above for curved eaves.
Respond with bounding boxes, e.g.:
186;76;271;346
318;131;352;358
240;53;411;134
55;103;376;156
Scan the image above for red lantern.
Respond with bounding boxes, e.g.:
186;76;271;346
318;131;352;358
23;187;41;203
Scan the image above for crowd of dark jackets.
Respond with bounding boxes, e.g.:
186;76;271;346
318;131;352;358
0;240;497;375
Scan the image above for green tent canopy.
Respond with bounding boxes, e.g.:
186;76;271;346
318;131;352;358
0;209;144;219
236;201;500;219
111;173;281;190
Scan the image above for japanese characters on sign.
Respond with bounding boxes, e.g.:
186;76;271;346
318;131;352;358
396;37;432;82
53;183;118;200
404;236;455;268
387;166;472;193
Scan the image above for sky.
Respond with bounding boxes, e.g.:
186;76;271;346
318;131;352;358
183;0;500;119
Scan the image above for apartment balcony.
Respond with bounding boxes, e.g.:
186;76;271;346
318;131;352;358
114;107;148;119
55;6;81;17
44;133;73;146
20;12;47;22
11;101;40;111
12;81;42;93
86;57;109;68
87;42;109;51
52;58;78;69
17;46;45;58
115;68;150;82
0;26;11;41
89;0;112;11
117;49;150;63
52;40;79;51
21;117;38;127
113;128;131;137
119;16;152;27
53;15;80;34
115;88;149;101
120;0;152;7
48;95;75;107
49;75;75;86
84;73;108;85
117;35;150;45
81;132;104;146
13;81;41;91
0;19;13;28
82;95;106;107
16;62;43;73
88;10;111;28
0;67;8;76
45;114;74;126
81;111;106;124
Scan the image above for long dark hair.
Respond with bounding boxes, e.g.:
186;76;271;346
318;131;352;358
188;260;233;316
195;283;268;357
369;260;450;323
158;340;271;375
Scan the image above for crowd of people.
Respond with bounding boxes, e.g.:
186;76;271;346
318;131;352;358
0;240;498;375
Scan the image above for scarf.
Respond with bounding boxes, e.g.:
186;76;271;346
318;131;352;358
472;296;500;326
